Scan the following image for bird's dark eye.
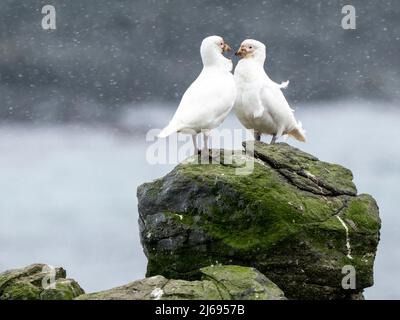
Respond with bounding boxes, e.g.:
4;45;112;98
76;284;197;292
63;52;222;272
249;46;253;49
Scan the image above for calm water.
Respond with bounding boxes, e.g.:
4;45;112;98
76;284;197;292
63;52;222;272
1;101;399;299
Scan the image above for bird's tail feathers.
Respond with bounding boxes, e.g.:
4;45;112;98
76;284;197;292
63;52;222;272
158;123;178;138
288;121;307;142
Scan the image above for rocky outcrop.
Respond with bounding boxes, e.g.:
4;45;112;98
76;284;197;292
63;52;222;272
0;264;84;300
1;142;381;300
77;265;285;300
0;264;285;300
138;142;381;300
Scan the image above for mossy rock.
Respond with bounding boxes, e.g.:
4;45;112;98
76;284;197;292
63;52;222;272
137;142;381;299
76;265;285;300
0;264;84;300
200;265;285;300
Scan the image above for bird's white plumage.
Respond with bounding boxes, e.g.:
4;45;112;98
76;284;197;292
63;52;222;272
158;36;236;138
234;39;306;142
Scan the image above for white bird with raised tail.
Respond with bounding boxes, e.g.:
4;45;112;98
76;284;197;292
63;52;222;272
234;39;306;144
158;35;236;154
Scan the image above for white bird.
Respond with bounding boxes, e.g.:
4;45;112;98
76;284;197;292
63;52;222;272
158;35;237;154
233;39;306;144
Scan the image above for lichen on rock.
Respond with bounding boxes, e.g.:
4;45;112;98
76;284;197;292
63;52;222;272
137;141;381;300
0;264;84;300
76;264;285;300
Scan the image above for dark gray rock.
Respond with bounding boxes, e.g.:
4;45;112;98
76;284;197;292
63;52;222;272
137;142;381;299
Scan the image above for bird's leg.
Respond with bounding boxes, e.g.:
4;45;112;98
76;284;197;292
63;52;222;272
254;130;261;142
203;132;209;153
192;135;199;155
270;135;277;144
202;131;211;159
201;130;220;162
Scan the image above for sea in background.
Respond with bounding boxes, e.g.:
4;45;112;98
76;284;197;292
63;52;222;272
1;100;399;299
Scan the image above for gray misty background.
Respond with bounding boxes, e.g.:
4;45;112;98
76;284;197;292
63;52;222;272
1;0;399;122
1;0;399;299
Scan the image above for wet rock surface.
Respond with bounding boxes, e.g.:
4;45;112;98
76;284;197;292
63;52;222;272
138;142;381;299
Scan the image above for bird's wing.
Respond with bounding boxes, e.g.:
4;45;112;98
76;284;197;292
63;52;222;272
248;90;264;119
259;81;298;134
169;71;235;130
259;81;294;115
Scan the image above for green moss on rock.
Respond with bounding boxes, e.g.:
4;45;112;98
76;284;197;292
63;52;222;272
76;265;285;300
0;264;84;300
137;142;381;300
201;265;285;300
1;282;42;300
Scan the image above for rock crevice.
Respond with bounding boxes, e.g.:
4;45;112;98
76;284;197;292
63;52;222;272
249;142;357;196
